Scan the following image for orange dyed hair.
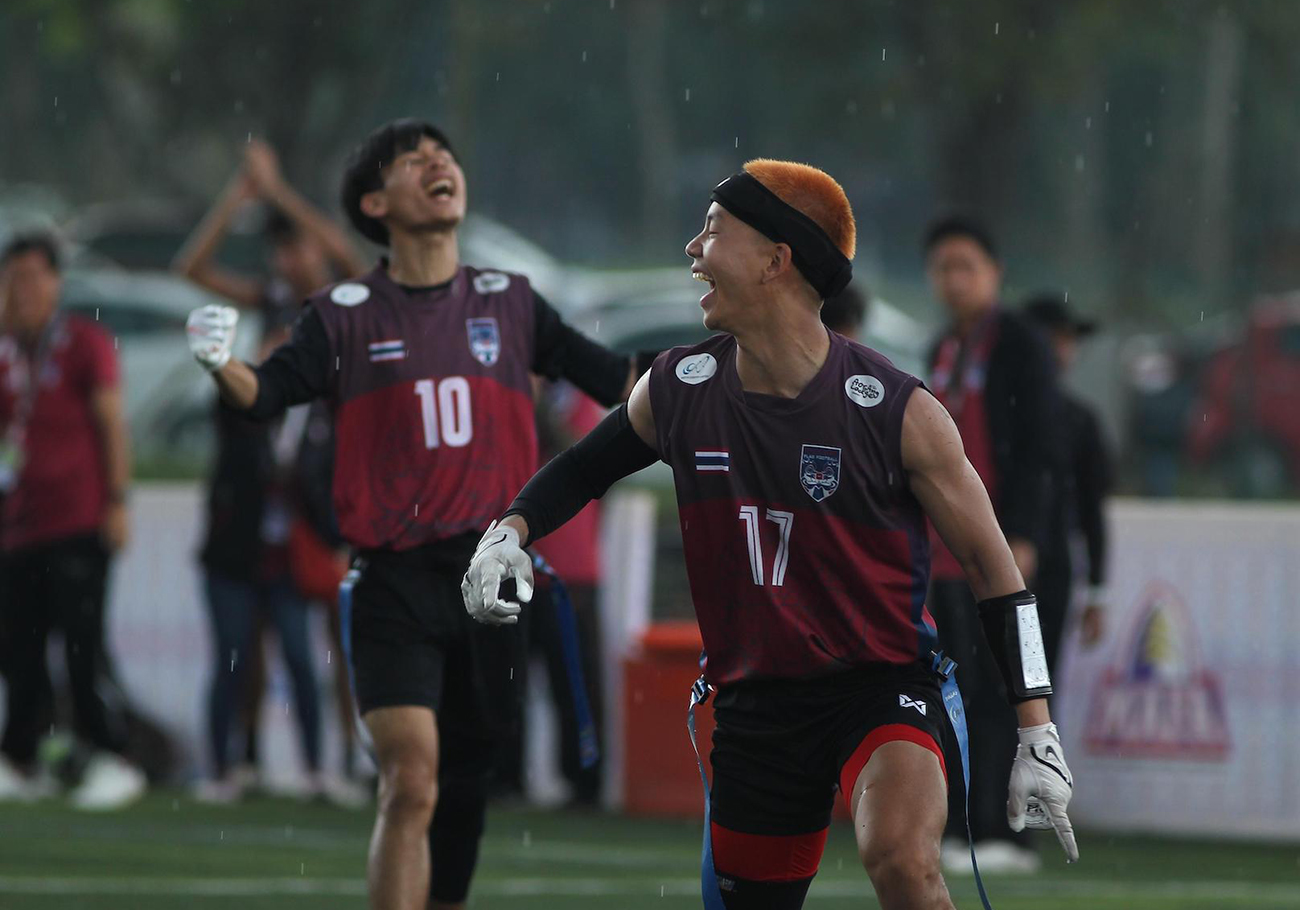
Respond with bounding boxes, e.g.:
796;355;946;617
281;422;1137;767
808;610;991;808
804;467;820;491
743;159;856;261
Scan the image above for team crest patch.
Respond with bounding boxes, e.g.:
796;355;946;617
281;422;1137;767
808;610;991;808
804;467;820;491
799;444;842;502
472;272;511;294
466;317;501;366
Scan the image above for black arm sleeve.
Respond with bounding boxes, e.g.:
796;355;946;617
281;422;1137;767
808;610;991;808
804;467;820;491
504;403;659;544
532;292;631;407
248;308;332;420
1075;405;1113;587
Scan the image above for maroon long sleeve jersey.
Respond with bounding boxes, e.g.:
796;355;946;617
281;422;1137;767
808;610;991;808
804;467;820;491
249;263;629;554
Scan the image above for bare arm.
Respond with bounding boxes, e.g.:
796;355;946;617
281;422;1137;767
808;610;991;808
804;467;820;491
89;385;132;551
902;387;1049;726
172;172;264;308
246;139;366;278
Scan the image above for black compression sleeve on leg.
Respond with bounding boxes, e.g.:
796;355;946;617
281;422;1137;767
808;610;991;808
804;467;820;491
504;403;659;544
428;775;488;904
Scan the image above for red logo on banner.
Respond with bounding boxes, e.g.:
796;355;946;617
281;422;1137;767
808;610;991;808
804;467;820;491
1084;580;1230;761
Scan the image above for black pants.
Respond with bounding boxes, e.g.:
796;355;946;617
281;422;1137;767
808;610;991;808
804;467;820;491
928;579;1029;846
0;534;128;766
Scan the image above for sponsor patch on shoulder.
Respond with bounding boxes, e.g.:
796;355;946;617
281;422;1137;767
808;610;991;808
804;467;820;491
676;353;717;385
845;374;885;408
330;282;370;306
472;272;511;294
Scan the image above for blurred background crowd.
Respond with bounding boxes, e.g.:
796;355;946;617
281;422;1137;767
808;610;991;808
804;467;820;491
0;0;1298;891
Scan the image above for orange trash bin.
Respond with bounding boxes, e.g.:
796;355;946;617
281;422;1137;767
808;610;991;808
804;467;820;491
622;620;715;818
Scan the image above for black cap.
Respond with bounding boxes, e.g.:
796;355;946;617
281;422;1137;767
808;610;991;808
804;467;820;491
1023;292;1098;337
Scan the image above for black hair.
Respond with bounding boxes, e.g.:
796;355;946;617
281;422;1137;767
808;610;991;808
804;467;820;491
922;215;999;262
1;232;61;271
262;208;300;246
820;282;868;334
340;118;455;246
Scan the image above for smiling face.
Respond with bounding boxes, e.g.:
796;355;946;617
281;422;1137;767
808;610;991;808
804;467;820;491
684;202;783;334
361;135;467;240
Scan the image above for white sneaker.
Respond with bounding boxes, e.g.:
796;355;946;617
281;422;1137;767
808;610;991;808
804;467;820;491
69;752;147;811
0;755;52;802
971;839;1041;875
940;837;972;875
191;776;244;805
312;773;370;809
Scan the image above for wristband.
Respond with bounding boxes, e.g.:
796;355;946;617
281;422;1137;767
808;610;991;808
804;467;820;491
978;590;1053;703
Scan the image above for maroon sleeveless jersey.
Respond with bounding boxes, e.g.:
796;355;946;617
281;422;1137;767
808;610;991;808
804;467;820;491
648;332;938;686
308;265;537;551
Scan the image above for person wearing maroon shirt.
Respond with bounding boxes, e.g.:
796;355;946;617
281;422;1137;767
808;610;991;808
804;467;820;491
185;119;637;910
922;217;1061;874
465;161;1077;910
0;234;144;808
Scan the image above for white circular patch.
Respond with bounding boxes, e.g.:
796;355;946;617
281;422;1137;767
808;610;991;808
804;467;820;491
330;283;370;306
473;272;511;294
845;374;885;408
676;353;718;385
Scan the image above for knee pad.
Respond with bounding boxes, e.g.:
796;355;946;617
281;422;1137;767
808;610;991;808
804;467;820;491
427;774;489;904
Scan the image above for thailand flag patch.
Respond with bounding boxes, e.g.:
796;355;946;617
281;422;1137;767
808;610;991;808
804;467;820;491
695;450;730;473
368;339;407;362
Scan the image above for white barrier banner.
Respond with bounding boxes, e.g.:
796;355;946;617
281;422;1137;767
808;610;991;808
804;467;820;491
1056;499;1300;839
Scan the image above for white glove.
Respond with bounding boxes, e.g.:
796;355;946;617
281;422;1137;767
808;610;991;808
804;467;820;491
186;304;239;372
461;521;533;626
1008;722;1078;862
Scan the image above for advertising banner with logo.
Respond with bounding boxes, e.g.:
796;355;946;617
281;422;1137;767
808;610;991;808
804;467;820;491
1055;500;1300;839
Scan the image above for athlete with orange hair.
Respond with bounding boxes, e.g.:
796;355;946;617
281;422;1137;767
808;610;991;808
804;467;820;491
464;160;1077;909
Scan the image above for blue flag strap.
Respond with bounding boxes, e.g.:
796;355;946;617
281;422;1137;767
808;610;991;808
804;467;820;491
687;676;728;910
532;555;600;770
932;651;994;910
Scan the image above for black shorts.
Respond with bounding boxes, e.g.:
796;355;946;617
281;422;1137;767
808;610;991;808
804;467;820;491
709;662;948;836
345;548;526;775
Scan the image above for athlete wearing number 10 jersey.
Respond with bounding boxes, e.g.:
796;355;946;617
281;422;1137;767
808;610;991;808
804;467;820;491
465;159;1078;910
185;119;636;910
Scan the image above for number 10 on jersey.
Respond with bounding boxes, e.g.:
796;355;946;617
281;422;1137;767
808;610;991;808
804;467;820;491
414;378;473;449
738;505;794;586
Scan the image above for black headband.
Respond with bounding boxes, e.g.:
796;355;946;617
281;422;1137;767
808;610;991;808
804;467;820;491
710;171;853;299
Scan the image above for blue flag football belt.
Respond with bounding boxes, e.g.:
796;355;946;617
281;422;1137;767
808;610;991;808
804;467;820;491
686;651;994;910
337;557;599;772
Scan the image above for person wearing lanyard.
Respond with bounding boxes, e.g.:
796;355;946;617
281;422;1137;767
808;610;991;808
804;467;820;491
0;233;145;809
923;217;1060;875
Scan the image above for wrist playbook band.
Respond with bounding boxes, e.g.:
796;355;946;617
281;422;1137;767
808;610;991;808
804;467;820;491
978;590;1053;703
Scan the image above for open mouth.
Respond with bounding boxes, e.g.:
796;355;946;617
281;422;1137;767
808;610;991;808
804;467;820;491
426;178;455;199
692;269;716;304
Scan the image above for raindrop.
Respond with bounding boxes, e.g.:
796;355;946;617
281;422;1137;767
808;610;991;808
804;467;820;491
1200;312;1204;321
994;22;999;35
523;829;532;847
1075;155;1085;172
1085;117;1092;130
496;72;500;81
581;50;587;63
414;503;419;515
300;863;305;876
661;886;665;896
1105;101;1110;112
510;667;514;680
735;136;739;148
610;0;616;7
94;308;99;320
53;96;58;107
170;69;182;86
327;650;331;665
881;48;886;62
1144;131;1154;147
114;338;119;350
285;825;293;839
220;831;224;841
685;88;691;101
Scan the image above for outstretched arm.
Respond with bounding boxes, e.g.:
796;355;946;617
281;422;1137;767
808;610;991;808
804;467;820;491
463;371;658;625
